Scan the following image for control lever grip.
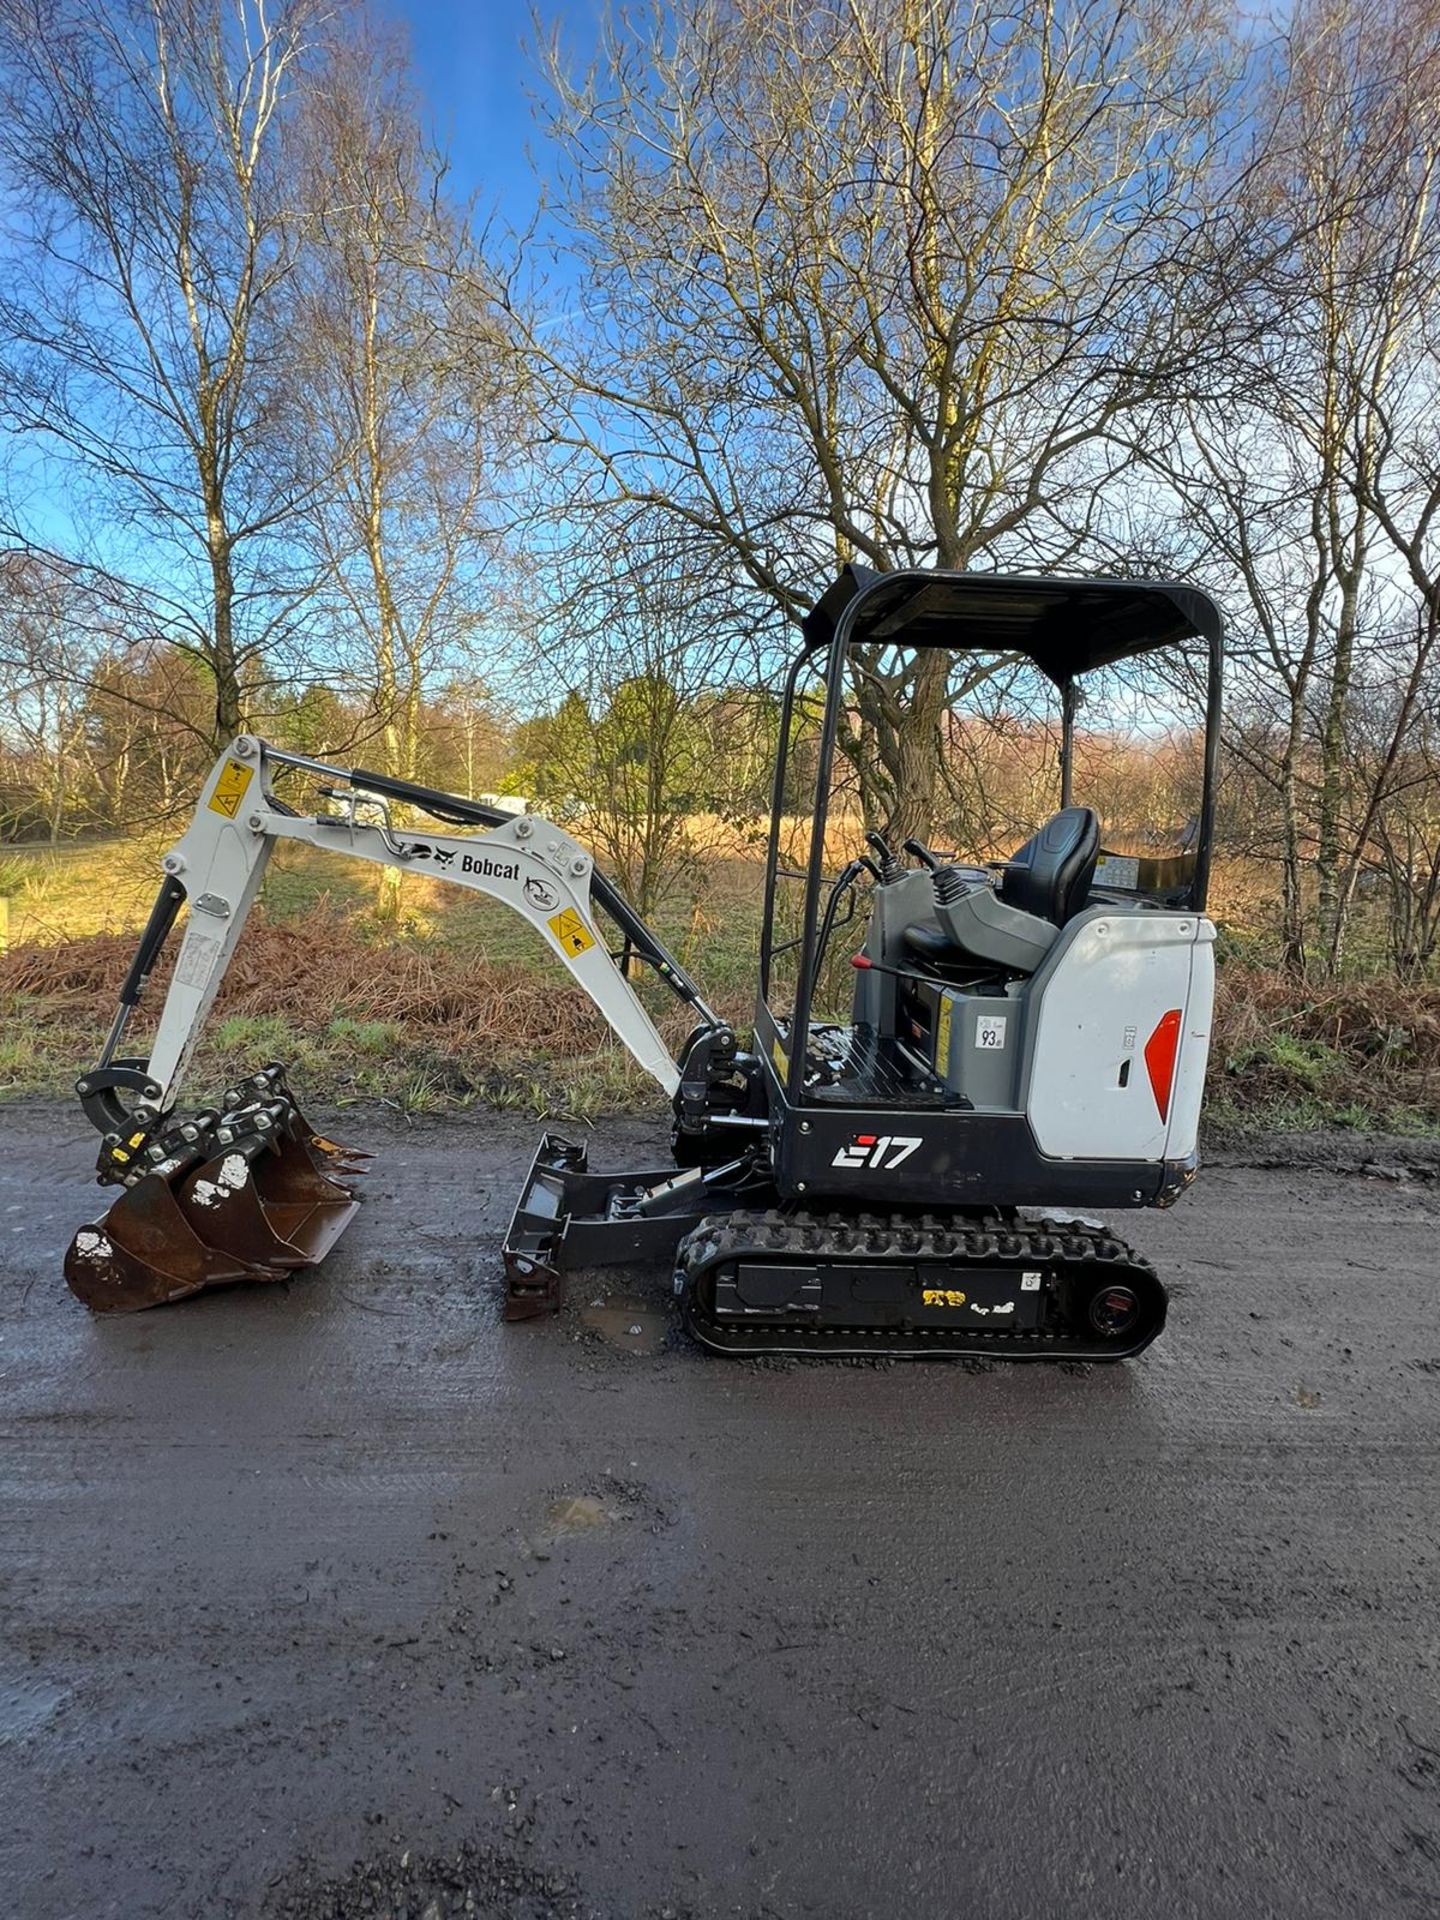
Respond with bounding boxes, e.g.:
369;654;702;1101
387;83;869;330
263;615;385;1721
865;830;905;883
932;863;979;907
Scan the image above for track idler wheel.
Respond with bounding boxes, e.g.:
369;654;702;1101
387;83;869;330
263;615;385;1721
1087;1282;1142;1340
1069;1269;1166;1356
65;1069;364;1314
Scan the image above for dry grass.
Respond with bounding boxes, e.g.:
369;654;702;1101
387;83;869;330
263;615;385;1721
0;906;741;1117
3;845;1437;1133
2;909;603;1045
1211;967;1440;1135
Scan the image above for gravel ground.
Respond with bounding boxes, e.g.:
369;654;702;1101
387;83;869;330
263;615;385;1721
2;1100;1439;1920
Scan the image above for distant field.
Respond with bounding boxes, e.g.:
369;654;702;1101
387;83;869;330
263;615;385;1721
0;838;177;944
0;834;766;972
0;835;507;945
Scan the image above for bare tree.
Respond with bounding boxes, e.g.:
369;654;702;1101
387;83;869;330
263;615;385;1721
512;521;767;917
0;0;332;747
1336;618;1440;975
0;551;97;839
291;22;513;786
1274;0;1439;967
1156;0;1440;974
516;0;1237;841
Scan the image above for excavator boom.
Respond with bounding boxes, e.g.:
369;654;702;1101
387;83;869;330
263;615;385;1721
66;736;706;1312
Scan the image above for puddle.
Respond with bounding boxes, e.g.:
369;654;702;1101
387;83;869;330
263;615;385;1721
544;1494;618;1535
579;1294;667;1356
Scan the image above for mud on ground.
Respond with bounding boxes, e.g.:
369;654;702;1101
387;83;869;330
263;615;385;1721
2;1102;1439;1919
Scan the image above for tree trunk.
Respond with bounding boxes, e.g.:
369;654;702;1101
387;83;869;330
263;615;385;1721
206;508;244;745
1315;572;1359;973
1278;711;1308;977
885;649;950;847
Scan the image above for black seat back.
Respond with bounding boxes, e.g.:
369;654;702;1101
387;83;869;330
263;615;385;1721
999;807;1100;927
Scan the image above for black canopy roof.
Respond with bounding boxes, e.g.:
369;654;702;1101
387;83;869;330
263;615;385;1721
801;565;1222;684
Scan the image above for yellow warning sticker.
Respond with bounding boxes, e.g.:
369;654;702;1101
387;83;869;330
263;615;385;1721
547;907;595;957
935;997;953;1076
771;1036;787;1077
208;759;254;819
922;1288;969;1309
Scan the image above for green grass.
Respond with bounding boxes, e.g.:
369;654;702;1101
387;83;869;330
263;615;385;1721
1208;1012;1440;1138
324;1017;402;1053
1224;1031;1344;1094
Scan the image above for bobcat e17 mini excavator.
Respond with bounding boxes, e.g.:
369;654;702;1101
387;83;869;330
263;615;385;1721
65;566;1223;1361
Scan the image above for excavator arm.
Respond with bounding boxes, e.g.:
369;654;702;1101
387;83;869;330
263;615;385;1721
79;736;709;1124
66;737;715;1313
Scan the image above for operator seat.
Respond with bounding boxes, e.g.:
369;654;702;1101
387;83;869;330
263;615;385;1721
904;806;1101;976
997;806;1102;925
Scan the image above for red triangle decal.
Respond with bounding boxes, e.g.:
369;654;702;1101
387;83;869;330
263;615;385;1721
1143;1009;1184;1123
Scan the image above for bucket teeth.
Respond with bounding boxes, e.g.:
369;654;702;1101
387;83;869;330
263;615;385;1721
66;1082;363;1314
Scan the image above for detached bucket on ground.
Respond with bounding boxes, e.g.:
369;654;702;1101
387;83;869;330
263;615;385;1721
65;1074;363;1314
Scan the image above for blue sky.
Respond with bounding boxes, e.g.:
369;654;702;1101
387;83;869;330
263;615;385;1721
384;0;601;227
0;3;595;580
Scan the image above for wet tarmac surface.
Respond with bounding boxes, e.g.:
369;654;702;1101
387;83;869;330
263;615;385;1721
2;1100;1439;1918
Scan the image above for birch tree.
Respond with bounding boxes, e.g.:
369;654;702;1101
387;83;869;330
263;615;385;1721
292;24;512;785
0;0;329;747
1170;0;1440;974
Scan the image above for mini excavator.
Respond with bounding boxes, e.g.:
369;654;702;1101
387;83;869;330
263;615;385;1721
65;566;1223;1360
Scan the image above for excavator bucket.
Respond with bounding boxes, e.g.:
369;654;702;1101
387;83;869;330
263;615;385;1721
65;1171;275;1313
65;1082;363;1315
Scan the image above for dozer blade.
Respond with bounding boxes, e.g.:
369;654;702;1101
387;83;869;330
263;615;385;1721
65;1092;364;1315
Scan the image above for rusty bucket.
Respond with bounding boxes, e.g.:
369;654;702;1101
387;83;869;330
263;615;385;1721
65;1092;363;1315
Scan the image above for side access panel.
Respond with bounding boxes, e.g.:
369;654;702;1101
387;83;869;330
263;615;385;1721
1024;912;1216;1163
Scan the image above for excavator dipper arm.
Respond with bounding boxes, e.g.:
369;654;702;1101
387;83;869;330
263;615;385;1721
65;737;696;1313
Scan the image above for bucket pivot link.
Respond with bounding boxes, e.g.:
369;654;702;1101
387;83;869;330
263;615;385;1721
65;1064;364;1314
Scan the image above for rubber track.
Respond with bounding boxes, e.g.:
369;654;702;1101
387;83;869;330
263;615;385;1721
675;1207;1166;1361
